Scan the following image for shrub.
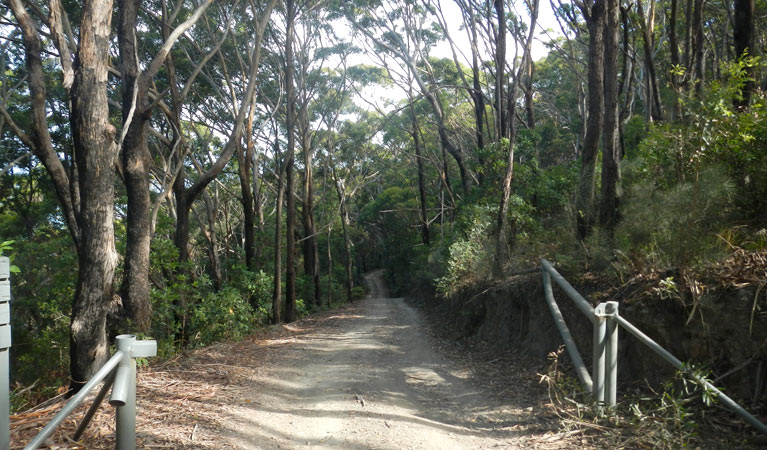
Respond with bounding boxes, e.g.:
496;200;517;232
618;166;735;271
435;204;494;296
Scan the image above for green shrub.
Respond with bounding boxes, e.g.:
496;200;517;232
187;286;256;346
618;166;735;271
435;204;494;297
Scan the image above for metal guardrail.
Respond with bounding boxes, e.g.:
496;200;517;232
541;258;767;434
0;257;158;449
0;257;11;449
23;334;157;450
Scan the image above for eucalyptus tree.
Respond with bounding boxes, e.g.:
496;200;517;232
283;0;299;322
162;0;275;271
598;0;621;234
4;0;124;389
117;0;216;331
492;0;539;276
293;7;352;307
573;0;605;241
345;0;472;195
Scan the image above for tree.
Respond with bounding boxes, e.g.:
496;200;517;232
117;0;215;331
733;0;755;109
574;0;605;241
346;0;472;195
598;0;622;234
284;0;299;323
8;0;118;390
493;0;539;276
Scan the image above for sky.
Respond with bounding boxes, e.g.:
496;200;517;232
349;0;565;111
431;0;564;63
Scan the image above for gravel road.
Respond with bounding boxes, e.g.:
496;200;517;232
221;271;548;449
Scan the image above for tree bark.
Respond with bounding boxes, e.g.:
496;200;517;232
493;0;538;277
575;0;605;241
494;0;506;140
239;105;256;270
733;0;755;109
599;0;622;235
409;101;430;246
68;0;119;390
669;0;682;117
525;59;536;129
272;140;285;324
284;0;298;323
636;0;663;121
200;191;223;290
692;0;704;95
301;119;320;306
118;0;152;331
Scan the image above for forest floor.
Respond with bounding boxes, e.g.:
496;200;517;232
12;271;587;449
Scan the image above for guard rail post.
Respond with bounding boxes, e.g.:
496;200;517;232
592;305;606;408
110;334;156;450
0;257;10;449
604;301;619;407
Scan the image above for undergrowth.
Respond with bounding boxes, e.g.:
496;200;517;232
539;347;760;449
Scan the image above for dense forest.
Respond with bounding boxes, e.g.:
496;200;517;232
0;0;765;425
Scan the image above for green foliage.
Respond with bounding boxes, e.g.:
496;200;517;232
230;266;273;319
188;285;256;345
435;204;493;297
8;228;75;392
619;166;735;270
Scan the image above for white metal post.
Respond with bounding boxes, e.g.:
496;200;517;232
0;257;11;449
604;301;619;407
593;303;608;407
112;335;136;450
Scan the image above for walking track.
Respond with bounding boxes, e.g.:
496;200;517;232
219;271;572;449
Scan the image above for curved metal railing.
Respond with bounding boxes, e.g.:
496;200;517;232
541;258;767;434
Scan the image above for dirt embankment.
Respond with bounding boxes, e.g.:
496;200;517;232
415;267;767;438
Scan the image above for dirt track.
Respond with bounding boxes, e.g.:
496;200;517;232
219;271;568;449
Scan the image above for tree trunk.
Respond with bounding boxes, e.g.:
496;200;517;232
284;0;298;323
576;0;605;241
525;59;536;129
469;13;486;176
337;185;354;304
692;0;704;95
599;0;622;235
301;131;320;306
493;0;538;277
68;0;119;390
253;152;264;267
200;192;223;290
636;0;663;121
409;101;430;246
733;0;755;109
118;0;152;331
669;0;682;117
239;106;256;270
494;0;506;140
272;143;285;324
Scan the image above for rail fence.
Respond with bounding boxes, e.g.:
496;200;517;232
541;258;767;434
0;257;157;450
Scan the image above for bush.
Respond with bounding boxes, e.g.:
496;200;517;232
187;286;256;346
435;204;494;296
618;166;735;271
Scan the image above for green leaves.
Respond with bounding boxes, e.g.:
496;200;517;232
0;241;20;273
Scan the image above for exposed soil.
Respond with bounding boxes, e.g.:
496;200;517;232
11;271;584;449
